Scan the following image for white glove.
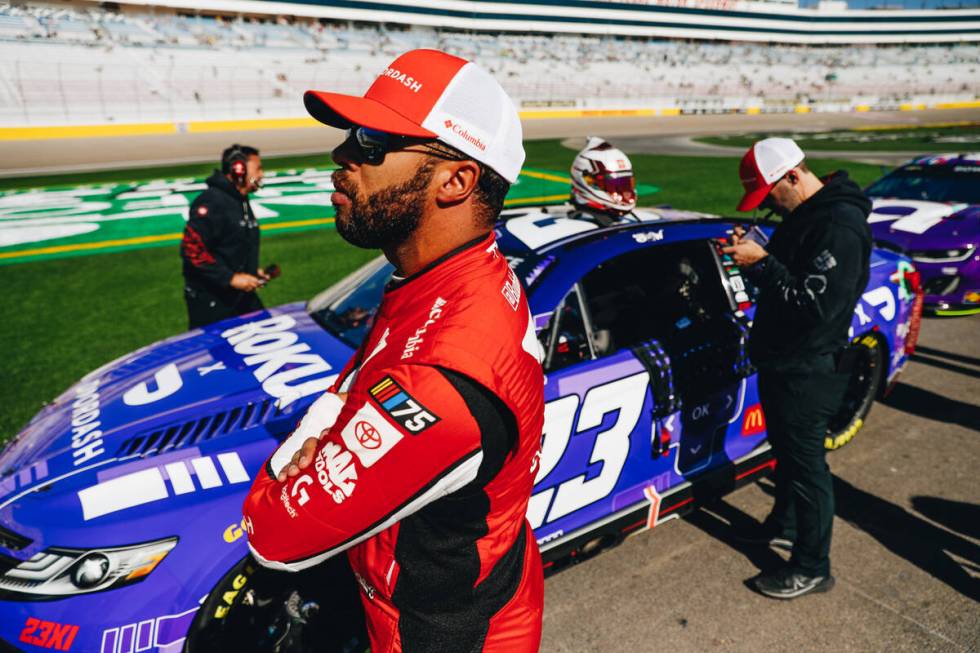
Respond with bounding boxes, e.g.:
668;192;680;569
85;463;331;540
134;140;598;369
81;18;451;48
268;392;345;478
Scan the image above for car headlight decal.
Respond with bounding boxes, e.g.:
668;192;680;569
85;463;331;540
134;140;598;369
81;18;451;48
0;537;176;599
909;245;975;263
71;553;110;588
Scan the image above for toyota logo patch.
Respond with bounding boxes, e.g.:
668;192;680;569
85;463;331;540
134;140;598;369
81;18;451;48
354;421;382;449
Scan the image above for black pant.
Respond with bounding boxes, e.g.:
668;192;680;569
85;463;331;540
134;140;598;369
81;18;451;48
758;354;849;577
184;285;264;329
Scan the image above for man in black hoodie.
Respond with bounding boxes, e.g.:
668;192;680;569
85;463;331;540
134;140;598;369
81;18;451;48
723;138;872;599
181;144;270;329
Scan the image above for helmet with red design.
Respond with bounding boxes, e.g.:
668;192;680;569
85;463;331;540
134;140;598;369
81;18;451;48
570;137;637;215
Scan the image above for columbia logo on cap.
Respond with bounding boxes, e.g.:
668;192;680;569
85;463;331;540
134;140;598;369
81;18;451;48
445;120;488;152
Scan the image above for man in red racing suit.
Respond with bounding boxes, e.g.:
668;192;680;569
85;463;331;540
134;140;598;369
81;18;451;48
243;49;545;653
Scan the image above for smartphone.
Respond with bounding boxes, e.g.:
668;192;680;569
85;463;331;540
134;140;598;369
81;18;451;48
741;225;769;248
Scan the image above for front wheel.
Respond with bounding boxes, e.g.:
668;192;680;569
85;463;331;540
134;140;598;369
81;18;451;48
184;555;367;653
825;334;884;451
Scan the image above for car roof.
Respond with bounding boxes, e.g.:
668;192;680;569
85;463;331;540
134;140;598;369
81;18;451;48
902;153;980;169
494;204;743;306
495;203;723;261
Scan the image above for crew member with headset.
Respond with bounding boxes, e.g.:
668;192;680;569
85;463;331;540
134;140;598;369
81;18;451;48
723;137;872;600
180;144;277;329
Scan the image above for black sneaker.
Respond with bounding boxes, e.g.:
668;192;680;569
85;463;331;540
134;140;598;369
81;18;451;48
732;523;795;551
753;568;835;600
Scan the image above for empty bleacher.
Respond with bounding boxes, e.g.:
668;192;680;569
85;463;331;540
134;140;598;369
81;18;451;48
0;2;976;125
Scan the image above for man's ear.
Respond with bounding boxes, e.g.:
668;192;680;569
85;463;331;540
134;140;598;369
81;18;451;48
434;160;481;207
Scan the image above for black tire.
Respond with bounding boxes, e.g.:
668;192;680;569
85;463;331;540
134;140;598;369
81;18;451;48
825;333;884;451
183;556;259;652
184;555;367;653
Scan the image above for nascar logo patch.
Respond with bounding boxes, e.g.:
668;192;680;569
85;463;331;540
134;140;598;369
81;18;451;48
369;376;440;434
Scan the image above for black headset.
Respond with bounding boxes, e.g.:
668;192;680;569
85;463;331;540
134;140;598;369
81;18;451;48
222;144;249;187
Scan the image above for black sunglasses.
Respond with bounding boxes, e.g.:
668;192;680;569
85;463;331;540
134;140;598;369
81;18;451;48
347;126;465;165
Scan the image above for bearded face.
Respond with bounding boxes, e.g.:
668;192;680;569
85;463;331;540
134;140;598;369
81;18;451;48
332;160;436;249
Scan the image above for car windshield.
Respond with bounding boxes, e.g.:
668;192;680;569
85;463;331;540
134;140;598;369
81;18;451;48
307;257;394;348
307;245;535;348
866;165;980;203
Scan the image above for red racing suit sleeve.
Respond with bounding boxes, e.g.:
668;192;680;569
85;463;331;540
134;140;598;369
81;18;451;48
242;363;486;571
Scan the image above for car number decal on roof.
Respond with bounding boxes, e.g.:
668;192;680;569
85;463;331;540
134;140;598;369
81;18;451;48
869;199;967;235
503;212;598;249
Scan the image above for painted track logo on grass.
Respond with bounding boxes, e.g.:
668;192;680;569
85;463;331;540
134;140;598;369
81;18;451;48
0;168;340;264
0;167;633;265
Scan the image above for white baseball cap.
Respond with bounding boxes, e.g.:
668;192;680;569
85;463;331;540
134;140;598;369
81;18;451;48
304;49;525;183
737;137;806;211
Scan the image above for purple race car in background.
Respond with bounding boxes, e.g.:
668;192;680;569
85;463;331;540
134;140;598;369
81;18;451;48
866;153;980;316
0;206;922;653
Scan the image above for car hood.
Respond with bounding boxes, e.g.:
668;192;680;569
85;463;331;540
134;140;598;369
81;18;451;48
868;198;978;251
0;303;355;546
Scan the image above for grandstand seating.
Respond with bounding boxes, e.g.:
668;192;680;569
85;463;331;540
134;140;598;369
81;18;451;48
0;2;976;125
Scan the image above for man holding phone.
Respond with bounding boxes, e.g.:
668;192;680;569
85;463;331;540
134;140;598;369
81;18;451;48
180;144;279;329
723;138;872;600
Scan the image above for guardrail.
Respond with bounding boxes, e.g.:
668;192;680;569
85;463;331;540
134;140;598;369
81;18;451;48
2;98;979;141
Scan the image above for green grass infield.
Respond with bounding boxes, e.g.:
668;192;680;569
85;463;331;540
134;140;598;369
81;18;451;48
697;123;980;152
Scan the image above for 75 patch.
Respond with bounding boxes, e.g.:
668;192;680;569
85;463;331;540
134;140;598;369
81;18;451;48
369;376;440;434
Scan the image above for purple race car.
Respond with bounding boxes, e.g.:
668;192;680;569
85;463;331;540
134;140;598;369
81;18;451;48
0;206;921;653
866;153;980;316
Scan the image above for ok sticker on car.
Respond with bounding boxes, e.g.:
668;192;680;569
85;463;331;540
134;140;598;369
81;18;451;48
368;376;440;434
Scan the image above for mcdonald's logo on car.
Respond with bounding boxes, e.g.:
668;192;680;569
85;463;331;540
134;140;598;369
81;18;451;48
741;404;766;436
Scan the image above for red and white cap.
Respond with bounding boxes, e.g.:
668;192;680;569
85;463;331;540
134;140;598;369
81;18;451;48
736;137;805;211
304;49;525;183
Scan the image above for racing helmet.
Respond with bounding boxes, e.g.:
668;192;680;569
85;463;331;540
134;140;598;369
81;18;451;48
570;137;637;215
